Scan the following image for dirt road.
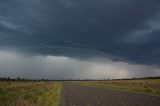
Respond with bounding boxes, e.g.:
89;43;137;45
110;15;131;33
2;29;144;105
60;82;160;106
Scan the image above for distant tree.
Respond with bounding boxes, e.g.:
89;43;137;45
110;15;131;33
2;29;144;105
7;77;11;81
17;77;21;81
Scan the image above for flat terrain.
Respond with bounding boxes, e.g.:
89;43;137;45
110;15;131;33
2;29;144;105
61;82;160;106
78;79;160;96
0;81;61;106
1;80;160;106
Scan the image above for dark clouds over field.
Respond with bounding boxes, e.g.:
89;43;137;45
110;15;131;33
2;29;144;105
0;0;160;79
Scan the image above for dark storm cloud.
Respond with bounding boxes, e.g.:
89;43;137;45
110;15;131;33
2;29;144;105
0;0;160;64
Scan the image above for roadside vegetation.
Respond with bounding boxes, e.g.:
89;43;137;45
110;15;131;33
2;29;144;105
0;81;62;106
78;79;160;96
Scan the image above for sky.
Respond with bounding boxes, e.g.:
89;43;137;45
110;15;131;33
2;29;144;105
0;0;160;79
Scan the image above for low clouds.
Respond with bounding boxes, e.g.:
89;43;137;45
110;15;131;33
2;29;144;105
0;0;160;79
0;0;160;64
0;51;159;79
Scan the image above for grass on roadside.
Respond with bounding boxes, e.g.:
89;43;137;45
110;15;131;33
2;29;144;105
77;79;160;96
0;81;62;106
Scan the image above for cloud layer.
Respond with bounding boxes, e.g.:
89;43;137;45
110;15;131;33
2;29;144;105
0;0;160;65
0;1;160;79
0;51;159;79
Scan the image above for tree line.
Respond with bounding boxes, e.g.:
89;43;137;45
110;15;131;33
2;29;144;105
0;76;160;81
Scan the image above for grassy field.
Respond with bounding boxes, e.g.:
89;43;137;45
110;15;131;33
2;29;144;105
0;81;62;106
77;79;160;96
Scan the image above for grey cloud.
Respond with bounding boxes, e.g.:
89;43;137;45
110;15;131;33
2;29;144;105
0;51;159;79
0;0;160;65
0;20;21;30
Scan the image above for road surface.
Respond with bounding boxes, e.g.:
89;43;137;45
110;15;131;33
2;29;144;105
60;82;160;106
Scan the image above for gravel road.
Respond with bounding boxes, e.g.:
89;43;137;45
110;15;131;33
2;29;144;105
60;82;160;106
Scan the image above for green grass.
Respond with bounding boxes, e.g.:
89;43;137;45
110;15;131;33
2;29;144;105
0;81;62;106
77;79;160;96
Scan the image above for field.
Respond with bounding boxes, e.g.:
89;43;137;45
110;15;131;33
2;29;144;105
0;81;62;106
77;79;160;96
0;79;160;106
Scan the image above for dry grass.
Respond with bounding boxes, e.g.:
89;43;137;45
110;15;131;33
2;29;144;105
0;81;62;106
77;79;160;96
